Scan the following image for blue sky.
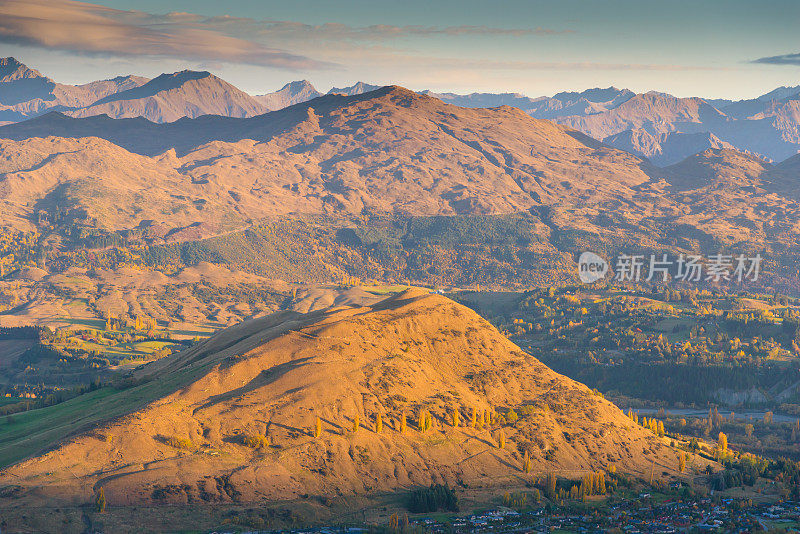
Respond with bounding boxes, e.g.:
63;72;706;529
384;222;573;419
2;0;799;99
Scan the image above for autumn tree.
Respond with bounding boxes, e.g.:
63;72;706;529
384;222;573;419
451;407;460;427
95;487;106;513
678;452;686;473
418;409;433;432
496;429;505;449
314;416;322;438
353;414;360;433
399;412;407;434
717;432;728;458
745;423;754;437
375;413;383;434
522;451;532;473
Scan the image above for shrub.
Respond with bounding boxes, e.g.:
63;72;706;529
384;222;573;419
163;436;194;450
241;434;269;448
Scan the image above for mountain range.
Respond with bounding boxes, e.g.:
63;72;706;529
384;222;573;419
2;57;798;165
0;83;798;290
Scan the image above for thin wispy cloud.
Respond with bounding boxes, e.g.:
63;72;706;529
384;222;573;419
0;0;572;72
418;58;723;72
0;0;329;70
201;17;572;40
753;52;800;66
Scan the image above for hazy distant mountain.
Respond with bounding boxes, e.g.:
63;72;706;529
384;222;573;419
558;92;729;140
254;80;322;111
421;85;800;164
64;70;268;122
3;56;800;164
420;90;546;111
0;57;148;124
327;82;382;96
422;87;635;120
550;90;799;163
604;129;736;166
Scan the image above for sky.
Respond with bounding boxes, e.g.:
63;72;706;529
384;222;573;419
1;0;799;99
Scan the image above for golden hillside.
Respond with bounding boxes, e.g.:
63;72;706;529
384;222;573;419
0;289;688;507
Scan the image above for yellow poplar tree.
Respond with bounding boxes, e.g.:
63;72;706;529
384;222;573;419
96;487;106;513
314;416;322;438
375;413;383;434
353;414;360;433
399;412;407;434
718;432;728;457
496;429;505;449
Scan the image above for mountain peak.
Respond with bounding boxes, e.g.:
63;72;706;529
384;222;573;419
253;80;323;111
0;57;46;83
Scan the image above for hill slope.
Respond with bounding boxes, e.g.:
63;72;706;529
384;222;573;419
0;86;654;237
0;290;686;507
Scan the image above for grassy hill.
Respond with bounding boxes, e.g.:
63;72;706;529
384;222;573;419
0;290;696;516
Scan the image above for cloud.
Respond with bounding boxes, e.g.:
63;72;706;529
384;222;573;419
753;53;800;66
0;0;330;70
416;58;720;72
201;18;572;41
0;0;572;71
